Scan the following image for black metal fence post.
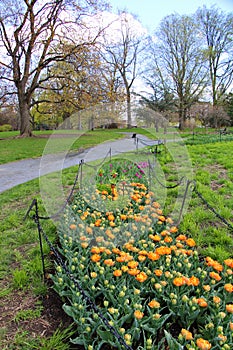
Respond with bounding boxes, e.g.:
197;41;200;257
176;179;193;226
79;159;84;190
34;199;46;281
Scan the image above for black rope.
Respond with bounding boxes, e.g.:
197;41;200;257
37;160;83;220
137;137;164;147
148;160;185;189
27;200;133;350
193;184;233;231
83;149;111;169
107;149;137;155
176;179;195;226
33;199;46;279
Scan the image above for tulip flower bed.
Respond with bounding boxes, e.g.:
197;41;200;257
51;159;233;349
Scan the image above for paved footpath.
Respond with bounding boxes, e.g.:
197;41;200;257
0;134;158;193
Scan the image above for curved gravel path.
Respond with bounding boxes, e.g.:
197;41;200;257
0;135;159;193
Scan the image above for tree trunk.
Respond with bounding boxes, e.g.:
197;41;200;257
18;90;32;137
154;120;159;132
178;99;186;130
178;109;185;130
126;89;132;128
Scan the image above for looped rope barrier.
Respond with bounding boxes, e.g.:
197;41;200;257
137;137;164;147
27;160;83;221
136;137;165;154
83;149;111;169
108;148;136;155
148;160;186;189
25;199;133;350
192;182;233;231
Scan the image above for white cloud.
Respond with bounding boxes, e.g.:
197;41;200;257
84;10;148;44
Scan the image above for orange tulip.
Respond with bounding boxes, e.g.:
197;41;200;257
81;242;88;248
138;255;147;262
127;268;140;276
181;328;193;340
224;283;233;293
134;310;144;319
176;234;187;241
224;258;233;268
188;276;200;286
209;271;221;281
158;215;166;222
128;260;139;269
149;234;161;242
186;238;196;247
226;304;233;313
156;246;171;255
196;338;211;350
112;247;121;254
104;259;115;266
113;269;122;277
197;298;208;307
94;219;102;227
148;300;160;308
164;236;173;243
148;252;160;261
86;227;93;234
135;271;148;282
170;226;178;233
154;269;163;277
108;214;115;221
91;247;101;254
138;250;148;256
91;254;101;262
152;201;160;208
213;296;221;304
69;224;76;230
173;277;186;287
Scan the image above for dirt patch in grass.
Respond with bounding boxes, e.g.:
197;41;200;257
37;133;89;138
210;180;225;191
204;164;228;191
205;164;227;177
0;283;77;347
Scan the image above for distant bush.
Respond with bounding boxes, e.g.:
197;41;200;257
0;124;12;132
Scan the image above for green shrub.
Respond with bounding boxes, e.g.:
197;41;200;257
0;124;12;132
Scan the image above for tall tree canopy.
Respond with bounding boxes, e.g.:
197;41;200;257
196;6;233;106
102;12;146;127
147;14;208;129
32;43;125;129
0;0;106;136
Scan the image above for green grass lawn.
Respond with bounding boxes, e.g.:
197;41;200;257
0;129;126;164
0;129;233;348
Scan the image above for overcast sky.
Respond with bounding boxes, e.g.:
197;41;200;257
108;0;233;33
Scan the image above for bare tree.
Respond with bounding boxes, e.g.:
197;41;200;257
147;14;208;130
196;6;233;106
102;12;146;127
0;0;106;136
140;57;176;117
